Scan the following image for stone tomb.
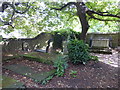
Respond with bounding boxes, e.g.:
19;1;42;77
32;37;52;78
92;39;109;48
90;37;112;54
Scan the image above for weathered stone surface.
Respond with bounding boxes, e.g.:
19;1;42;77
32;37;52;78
3;64;56;83
1;75;24;88
89;48;112;54
90;37;112;54
22;52;61;64
91;39;109;48
63;41;68;55
2;33;52;54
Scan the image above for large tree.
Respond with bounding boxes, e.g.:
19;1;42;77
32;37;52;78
52;1;120;40
0;1;120;39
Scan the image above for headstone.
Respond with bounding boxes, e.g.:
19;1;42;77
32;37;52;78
46;39;53;53
0;35;2;45
22;42;29;51
63;41;68;54
47;42;53;53
0;35;2;68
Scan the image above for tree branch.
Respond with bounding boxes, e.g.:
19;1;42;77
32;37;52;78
89;14;120;22
92;17;120;21
1;20;14;28
51;2;76;10
0;15;27;28
0;2;31;28
87;9;120;18
67;14;75;21
1;2;30;14
14;3;31;14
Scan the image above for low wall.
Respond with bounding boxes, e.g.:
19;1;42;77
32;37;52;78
2;33;52;54
2;32;119;54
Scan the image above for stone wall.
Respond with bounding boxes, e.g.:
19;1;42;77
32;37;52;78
2;33;52;54
2;32;119;54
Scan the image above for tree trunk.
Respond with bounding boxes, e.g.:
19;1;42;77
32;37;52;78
76;2;89;41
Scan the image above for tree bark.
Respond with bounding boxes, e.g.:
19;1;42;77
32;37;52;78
75;2;89;41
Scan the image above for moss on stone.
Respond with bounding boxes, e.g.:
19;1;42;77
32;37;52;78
3;64;56;83
1;75;24;88
22;52;61;64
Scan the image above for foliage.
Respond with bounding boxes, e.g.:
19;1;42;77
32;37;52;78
0;1;119;38
67;39;91;65
51;28;73;39
67;39;99;64
86;1;119;33
0;1;78;38
51;28;81;51
69;70;77;78
90;55;99;61
51;28;80;39
41;75;54;85
53;56;68;77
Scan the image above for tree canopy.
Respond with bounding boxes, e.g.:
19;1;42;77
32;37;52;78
0;1;119;38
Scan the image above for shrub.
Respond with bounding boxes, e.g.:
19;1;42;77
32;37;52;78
51;29;81;52
53;56;68;77
67;39;91;65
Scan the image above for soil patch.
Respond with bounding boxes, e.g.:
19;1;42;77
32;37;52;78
2;50;119;88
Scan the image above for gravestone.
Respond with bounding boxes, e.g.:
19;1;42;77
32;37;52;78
0;35;2;67
0;35;2;42
63;41;68;54
0;35;2;46
3;64;56;83
22;42;29;51
47;41;53;53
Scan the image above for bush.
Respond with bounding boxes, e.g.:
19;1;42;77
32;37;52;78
67;39;91;65
53;56;68;77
